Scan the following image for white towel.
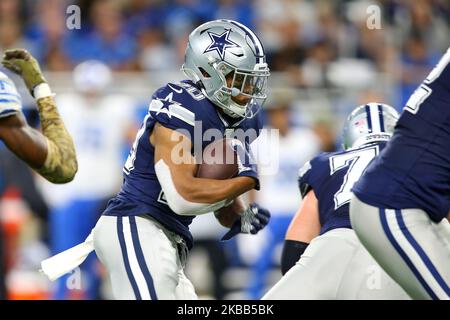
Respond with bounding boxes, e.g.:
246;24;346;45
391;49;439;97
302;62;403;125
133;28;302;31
40;232;94;281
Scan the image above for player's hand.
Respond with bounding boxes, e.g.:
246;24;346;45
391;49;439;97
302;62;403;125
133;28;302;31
1;49;46;94
230;139;259;190
221;203;271;241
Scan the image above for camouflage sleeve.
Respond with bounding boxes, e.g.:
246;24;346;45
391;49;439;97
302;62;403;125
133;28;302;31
35;96;78;183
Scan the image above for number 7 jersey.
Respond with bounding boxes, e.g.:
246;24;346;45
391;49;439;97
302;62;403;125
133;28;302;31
298;142;386;235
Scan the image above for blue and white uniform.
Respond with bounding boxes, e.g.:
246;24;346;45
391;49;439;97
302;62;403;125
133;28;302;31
0;71;22;118
351;48;450;300
263;142;409;299
93;80;262;299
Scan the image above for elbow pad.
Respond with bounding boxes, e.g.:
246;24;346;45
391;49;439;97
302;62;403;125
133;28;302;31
154;160;229;216
280;240;309;275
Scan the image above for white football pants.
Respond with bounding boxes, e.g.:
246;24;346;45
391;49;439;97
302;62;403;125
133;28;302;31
350;195;450;300
262;228;410;300
93;215;197;300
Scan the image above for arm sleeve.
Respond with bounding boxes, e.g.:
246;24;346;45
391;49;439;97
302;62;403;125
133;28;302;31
281;240;309;275
298;154;330;199
154;159;230;216
298;160;313;199
35;96;78;183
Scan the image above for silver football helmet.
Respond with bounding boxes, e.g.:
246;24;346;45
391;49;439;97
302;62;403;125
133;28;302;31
182;19;270;118
342;102;399;150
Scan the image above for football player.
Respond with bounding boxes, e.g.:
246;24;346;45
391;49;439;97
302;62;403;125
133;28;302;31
350;48;450;299
262;103;409;299
0;48;77;299
0;49;77;183
92;20;271;299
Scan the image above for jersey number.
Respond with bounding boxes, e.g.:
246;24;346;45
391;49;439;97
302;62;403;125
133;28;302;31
124;114;151;174
329;146;379;209
405;49;450;114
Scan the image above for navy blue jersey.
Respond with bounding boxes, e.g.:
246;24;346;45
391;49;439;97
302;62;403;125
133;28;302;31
299;143;386;235
353;50;450;222
103;80;263;248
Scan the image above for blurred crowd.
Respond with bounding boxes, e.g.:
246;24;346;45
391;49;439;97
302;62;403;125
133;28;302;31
0;0;449;299
1;0;449;101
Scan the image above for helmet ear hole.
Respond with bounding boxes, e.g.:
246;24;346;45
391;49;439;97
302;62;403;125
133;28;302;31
199;67;211;78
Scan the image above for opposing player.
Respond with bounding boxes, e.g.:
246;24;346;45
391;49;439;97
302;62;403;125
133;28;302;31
351;48;450;299
263;103;409;299
0;49;77;183
92;20;271;299
0;48;77;299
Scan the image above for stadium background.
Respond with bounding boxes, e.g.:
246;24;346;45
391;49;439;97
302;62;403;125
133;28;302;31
0;0;448;299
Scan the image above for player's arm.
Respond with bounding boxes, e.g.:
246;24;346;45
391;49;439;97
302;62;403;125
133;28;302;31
281;189;321;275
215;196;247;228
152;123;257;215
1;49;77;183
0;113;46;168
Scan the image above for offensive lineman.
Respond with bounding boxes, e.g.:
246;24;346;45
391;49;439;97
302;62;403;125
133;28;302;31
92;20;271;299
351;48;450;299
263;103;409;299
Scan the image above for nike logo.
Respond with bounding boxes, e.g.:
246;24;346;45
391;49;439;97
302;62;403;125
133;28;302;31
168;84;183;94
230;52;244;57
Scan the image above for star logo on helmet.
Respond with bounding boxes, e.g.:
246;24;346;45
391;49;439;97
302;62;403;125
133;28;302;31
204;29;240;60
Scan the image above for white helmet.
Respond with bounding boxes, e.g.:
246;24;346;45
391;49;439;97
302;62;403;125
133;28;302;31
342;102;399;150
182;19;270;118
73;60;112;93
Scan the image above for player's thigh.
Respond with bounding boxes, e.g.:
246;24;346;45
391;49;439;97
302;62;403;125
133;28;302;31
340;242;410;300
350;195;450;299
132;215;181;299
93;215;180;299
175;269;197;300
262;229;357;300
93;215;138;299
394;209;450;299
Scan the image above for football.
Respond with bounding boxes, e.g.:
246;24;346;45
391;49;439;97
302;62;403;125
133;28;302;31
196;138;239;179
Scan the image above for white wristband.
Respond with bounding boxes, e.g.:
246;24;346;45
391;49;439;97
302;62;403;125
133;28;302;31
33;83;54;100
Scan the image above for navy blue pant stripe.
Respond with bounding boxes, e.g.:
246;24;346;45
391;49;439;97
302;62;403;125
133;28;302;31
379;208;438;299
378;104;385;132
129;216;158;300
117;216;141;300
365;105;373;133
395;210;450;296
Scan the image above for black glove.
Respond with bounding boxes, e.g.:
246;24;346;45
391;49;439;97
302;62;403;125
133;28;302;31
221;203;271;241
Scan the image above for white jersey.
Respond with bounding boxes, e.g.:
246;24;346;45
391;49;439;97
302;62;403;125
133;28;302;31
38;93;136;205
0;71;22;118
253;127;319;216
